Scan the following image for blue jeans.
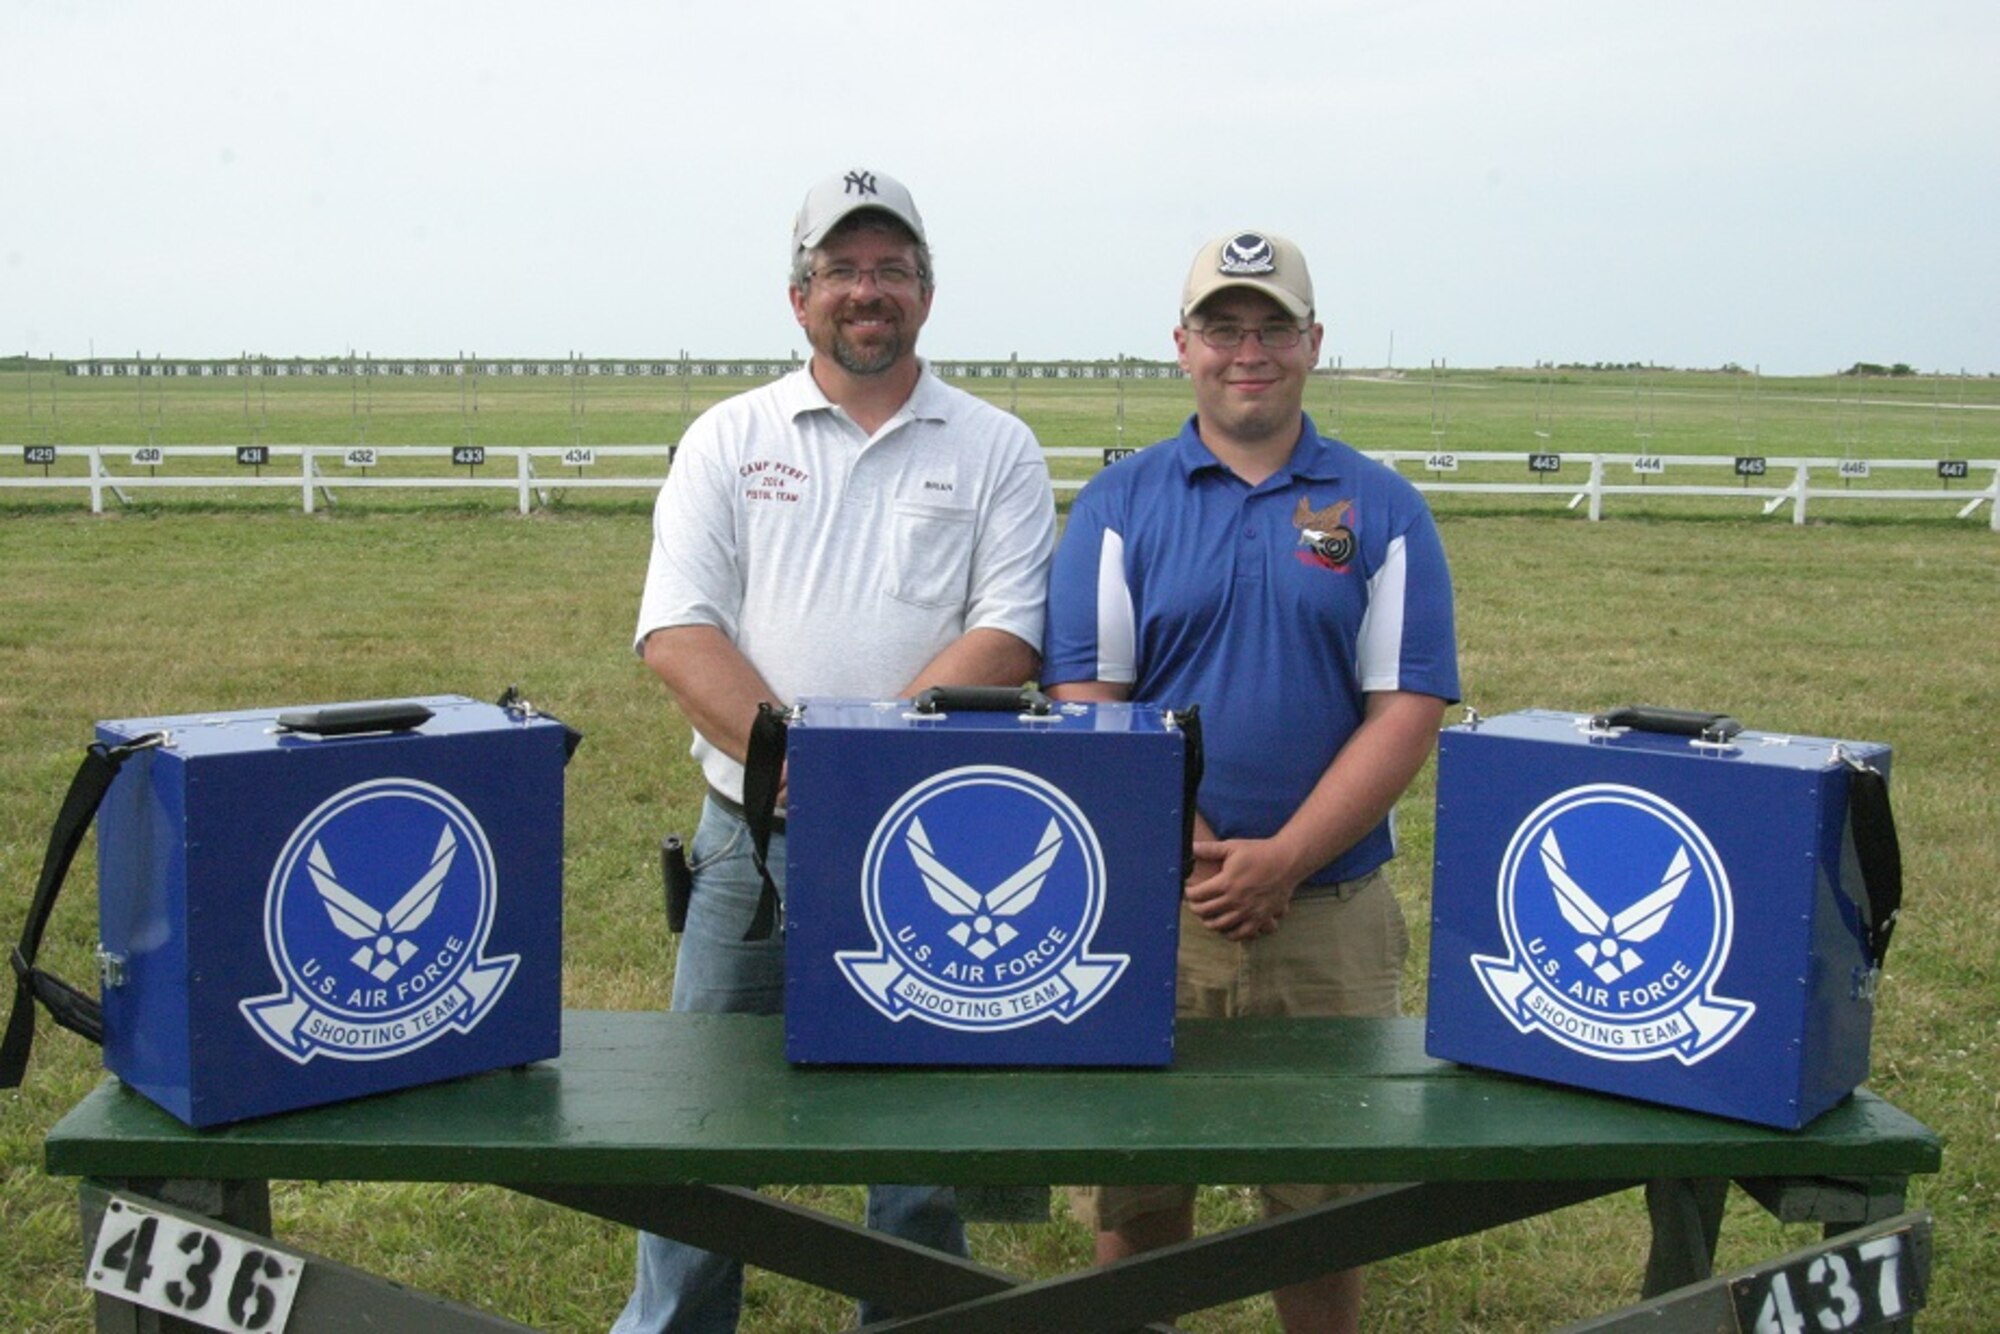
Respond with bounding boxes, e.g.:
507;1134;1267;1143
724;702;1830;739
611;797;967;1333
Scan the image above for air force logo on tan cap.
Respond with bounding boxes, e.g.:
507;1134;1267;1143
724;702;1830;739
1182;229;1314;322
1219;233;1277;275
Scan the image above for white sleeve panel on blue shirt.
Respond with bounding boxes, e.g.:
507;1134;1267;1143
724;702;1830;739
1094;528;1138;685
1357;533;1408;692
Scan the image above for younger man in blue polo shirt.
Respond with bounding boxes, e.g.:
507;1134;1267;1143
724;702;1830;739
1041;231;1459;1333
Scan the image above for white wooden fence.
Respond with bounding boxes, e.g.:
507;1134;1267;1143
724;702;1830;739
1366;450;2000;529
5;443;1997;528
2;444;669;515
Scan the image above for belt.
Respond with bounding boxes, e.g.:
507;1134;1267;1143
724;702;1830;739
1290;866;1383;904
707;785;785;833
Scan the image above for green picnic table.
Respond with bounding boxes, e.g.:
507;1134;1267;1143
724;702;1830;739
45;1011;1941;1332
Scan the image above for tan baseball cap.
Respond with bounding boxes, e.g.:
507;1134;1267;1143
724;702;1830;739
792;169;926;252
1181;230;1314;322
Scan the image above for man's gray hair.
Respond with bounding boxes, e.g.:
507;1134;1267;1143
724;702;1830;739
792;211;934;294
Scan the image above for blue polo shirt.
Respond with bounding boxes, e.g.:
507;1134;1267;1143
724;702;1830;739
1042;413;1459;886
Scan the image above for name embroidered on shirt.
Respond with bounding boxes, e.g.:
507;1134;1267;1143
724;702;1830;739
923;480;955;493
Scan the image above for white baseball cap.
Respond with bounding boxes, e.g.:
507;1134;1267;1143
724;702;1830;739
1181;230;1314;322
792;169;926;252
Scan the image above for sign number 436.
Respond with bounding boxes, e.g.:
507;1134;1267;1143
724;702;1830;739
88;1195;302;1332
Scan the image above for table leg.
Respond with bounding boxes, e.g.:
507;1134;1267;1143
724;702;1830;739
1642;1177;1728;1296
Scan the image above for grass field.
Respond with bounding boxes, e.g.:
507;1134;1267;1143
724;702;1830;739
1;369;1996;1331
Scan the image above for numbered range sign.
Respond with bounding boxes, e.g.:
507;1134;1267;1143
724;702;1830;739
88;1195;303;1333
1735;456;1769;478
1528;453;1562;474
1731;1215;1928;1334
1937;459;1970;481
344;447;378;469
132;447;164;467
561;446;597;468
24;444;59;467
1631;456;1666;476
1101;447;1136;467
1838;459;1871;481
453;445;486;468
237;446;270;468
1425;452;1459;473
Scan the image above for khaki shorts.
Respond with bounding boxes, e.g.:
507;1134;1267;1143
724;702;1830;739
1070;869;1408;1232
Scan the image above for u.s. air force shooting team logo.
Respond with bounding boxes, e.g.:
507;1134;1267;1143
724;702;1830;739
836;766;1129;1031
241;777;518;1062
1471;783;1755;1064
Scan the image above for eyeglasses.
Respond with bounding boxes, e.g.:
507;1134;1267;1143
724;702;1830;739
807;263;923;295
1187;320;1308;350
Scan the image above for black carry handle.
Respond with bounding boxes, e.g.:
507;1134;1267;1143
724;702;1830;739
912;685;1053;716
1592;704;1743;745
274;700;435;737
1595;704;1902;971
2;733;163;1088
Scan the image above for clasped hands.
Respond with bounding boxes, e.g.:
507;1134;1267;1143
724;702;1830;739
1184;834;1302;942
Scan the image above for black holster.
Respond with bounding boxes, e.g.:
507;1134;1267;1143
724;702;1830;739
662;835;692;934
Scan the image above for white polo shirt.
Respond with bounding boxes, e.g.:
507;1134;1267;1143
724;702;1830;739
636;363;1056;800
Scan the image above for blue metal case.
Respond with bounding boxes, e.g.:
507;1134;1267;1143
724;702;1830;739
1425;708;1891;1129
94;695;572;1126
782;698;1188;1067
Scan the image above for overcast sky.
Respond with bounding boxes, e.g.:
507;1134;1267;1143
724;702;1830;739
5;1;1995;376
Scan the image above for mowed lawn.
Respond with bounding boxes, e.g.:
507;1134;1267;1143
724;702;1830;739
1;369;1996;1330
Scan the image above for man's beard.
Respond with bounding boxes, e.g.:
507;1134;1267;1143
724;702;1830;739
829;307;908;376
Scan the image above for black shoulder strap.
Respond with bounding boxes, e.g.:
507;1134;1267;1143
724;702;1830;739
739;704;791;942
1172;706;1205;880
1845;759;1903;970
2;733;162;1088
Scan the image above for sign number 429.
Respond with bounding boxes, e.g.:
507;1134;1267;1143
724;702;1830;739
89;1195;302;1332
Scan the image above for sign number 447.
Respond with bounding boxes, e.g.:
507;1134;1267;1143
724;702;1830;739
88;1195;302;1333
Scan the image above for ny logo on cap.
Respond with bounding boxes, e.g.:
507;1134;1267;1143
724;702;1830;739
1219;232;1276;275
843;170;879;197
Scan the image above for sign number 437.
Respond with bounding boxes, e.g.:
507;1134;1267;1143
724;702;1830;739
1732;1220;1925;1334
88;1195;302;1332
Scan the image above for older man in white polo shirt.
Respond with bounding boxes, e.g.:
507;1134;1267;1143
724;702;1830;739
618;169;1056;1334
